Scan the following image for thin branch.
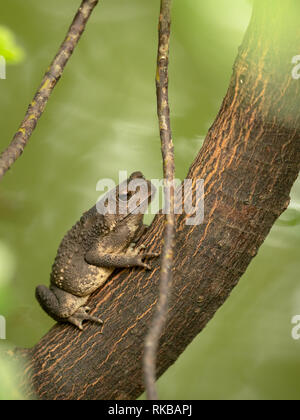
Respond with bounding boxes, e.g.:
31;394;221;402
143;0;175;401
0;0;99;181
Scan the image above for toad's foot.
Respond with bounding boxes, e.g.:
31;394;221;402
68;306;103;331
85;245;160;271
136;248;160;270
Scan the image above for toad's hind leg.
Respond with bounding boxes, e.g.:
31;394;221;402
36;285;63;321
35;284;88;323
36;285;103;330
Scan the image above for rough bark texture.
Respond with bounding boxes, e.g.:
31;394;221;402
16;0;300;400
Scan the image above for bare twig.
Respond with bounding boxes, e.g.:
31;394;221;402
0;0;99;180
144;0;175;400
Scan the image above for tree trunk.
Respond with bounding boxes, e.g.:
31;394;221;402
16;0;300;400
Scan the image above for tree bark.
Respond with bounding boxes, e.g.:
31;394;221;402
16;0;300;400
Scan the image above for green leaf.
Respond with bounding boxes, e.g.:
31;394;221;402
0;26;25;64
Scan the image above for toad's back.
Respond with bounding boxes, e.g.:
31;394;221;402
50;206;112;297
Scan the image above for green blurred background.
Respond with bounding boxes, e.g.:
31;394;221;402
0;0;299;400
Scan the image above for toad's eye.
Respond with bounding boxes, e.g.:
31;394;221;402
119;194;129;202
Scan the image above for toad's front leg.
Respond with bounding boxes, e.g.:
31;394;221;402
85;246;159;270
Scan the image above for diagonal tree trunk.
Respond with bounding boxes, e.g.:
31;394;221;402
16;0;300;400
